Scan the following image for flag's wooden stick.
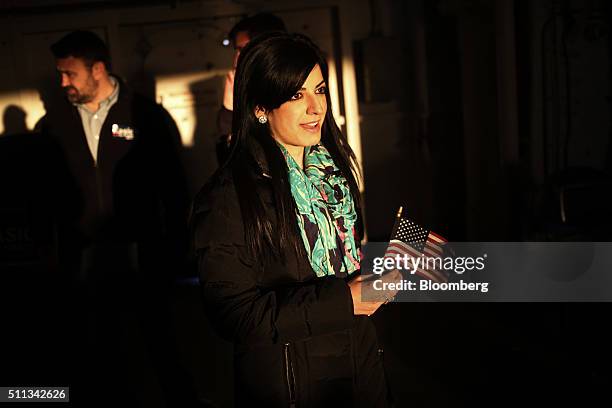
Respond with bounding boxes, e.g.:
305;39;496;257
389;206;403;241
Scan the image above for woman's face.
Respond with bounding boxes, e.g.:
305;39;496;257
265;64;327;162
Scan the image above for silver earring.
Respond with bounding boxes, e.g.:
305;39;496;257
258;115;268;124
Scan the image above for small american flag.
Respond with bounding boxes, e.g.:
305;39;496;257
384;207;449;283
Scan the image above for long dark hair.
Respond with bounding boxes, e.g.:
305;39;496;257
221;32;363;260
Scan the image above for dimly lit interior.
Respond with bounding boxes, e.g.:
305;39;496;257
1;0;611;406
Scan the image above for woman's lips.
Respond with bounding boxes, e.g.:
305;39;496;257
300;120;320;133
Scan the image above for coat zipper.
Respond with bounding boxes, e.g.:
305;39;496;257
283;342;297;408
378;347;394;404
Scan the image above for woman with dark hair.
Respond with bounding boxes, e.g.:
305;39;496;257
193;32;390;407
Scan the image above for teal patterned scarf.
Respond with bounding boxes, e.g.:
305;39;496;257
279;143;360;277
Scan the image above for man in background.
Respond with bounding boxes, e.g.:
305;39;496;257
43;30;189;246
216;13;286;164
40;30;197;407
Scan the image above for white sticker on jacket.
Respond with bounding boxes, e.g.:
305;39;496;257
111;124;135;140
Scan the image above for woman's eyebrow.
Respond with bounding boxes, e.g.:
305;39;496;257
300;80;326;90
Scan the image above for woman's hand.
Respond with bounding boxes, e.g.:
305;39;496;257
348;275;384;316
348;269;403;316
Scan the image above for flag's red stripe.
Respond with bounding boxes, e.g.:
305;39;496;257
386;246;422;260
387;242;441;267
424;244;442;257
387;241;421;253
389;240;425;254
428;231;447;243
385;248;421;260
425;237;443;254
426;239;442;250
386;246;420;259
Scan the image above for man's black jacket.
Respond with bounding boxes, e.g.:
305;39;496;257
40;79;189;245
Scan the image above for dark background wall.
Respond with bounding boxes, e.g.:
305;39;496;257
1;0;611;407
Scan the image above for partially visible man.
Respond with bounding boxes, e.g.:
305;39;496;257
40;30;196;407
216;13;286;164
44;31;188;243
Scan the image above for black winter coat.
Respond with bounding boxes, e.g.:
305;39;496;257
40;79;188;243
193;169;390;408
